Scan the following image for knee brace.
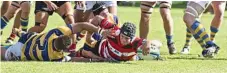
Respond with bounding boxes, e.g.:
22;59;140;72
140;2;156;14
159;2;172;9
11;1;20;8
20;1;30;5
185;1;209;18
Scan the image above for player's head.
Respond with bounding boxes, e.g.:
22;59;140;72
92;2;108;17
120;22;136;45
54;35;72;51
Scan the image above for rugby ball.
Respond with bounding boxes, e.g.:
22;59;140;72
137;40;162;60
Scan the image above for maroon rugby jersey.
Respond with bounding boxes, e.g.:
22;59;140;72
97;28;144;61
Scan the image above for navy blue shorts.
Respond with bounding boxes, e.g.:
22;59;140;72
34;1;68;15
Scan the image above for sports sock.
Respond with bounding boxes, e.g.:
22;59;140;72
210;26;218;41
1;16;9;29
191;20;214;46
184;28;193;47
20;17;28;32
166;35;173;44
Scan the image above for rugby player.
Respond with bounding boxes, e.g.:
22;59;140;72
28;1;74;32
67;2;120;57
182;1;220;58
76;16;153;61
139;1;176;54
74;1;117;44
1;22;112;62
27;1;77;52
181;1;226;54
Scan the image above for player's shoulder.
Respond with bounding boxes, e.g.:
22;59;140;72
47;24;73;36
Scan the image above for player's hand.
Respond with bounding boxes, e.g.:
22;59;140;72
12;28;20;34
101;29;115;38
44;1;58;11
141;40;151;55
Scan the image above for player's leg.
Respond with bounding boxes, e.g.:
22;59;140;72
1;1;11;16
28;1;50;33
1;1;20;29
74;1;93;43
74;1;93;22
0;1;11;35
1;42;23;61
181;28;193;54
55;1;74;24
159;1;176;54
210;1;226;41
55;1;77;52
5;10;21;45
139;1;156;39
184;1;211;46
104;1;117;15
20;1;31;32
183;1;218;57
181;2;226;53
82;16;103;58
73;6;87;47
181;28;206;54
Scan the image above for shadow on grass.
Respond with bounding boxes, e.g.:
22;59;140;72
167;56;227;61
0;60;136;64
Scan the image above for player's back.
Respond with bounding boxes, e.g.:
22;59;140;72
20;25;73;61
99;30;143;61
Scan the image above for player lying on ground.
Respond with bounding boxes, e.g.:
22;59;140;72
74;15;154;61
183;1;220;58
0;22;112;62
27;1;77;52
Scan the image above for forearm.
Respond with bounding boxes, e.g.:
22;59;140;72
70;57;110;62
43;1;52;4
70;57;91;62
72;22;101;35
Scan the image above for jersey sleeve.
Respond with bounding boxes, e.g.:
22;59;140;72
132;37;144;50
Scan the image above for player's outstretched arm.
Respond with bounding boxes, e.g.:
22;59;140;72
140;40;152;55
71;22;112;38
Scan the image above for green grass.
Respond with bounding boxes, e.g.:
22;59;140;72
1;5;227;73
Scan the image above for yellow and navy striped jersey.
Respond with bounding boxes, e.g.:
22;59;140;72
20;24;73;61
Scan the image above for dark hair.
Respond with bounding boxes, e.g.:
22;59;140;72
54;35;72;51
92;2;107;16
120;22;136;39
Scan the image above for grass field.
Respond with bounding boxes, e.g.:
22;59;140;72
1;4;227;73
